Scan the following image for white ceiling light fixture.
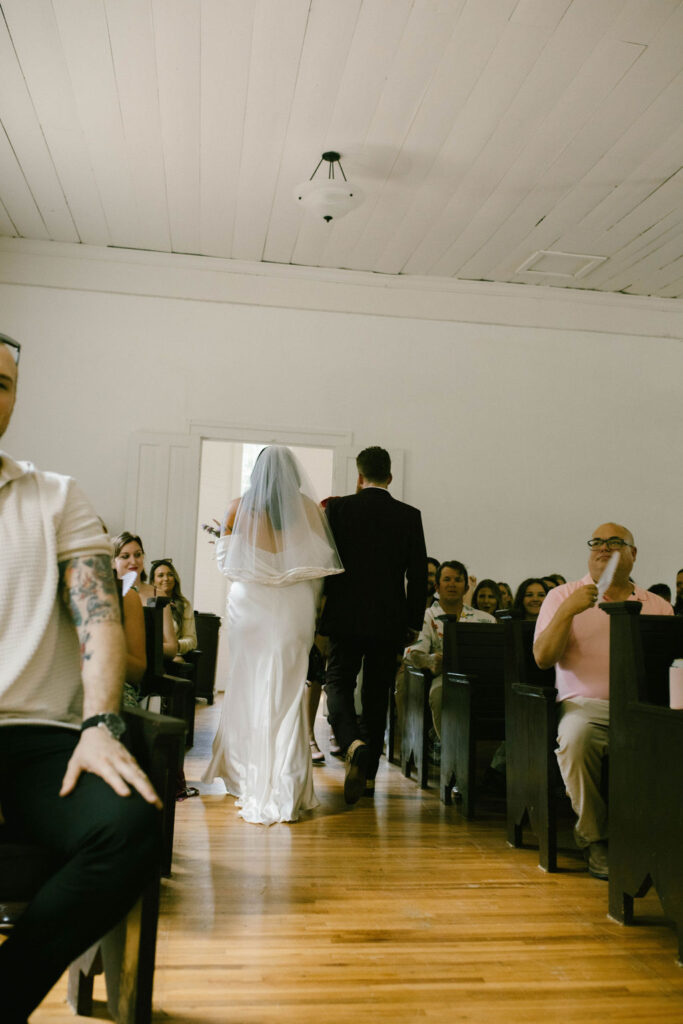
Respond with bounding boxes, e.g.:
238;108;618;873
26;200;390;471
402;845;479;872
294;151;363;223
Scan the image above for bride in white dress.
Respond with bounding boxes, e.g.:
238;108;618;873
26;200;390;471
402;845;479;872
203;446;343;825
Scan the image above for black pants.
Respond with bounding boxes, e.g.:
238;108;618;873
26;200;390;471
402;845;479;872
0;726;161;1023
324;635;399;780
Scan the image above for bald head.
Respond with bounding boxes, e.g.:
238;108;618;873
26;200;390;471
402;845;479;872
594;522;634;546
0;342;18;440
588;522;637;585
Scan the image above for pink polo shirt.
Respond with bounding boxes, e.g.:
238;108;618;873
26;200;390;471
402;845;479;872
534;574;673;702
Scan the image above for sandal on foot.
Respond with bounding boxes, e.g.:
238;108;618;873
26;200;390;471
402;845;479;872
329;733;343;758
309;739;325;765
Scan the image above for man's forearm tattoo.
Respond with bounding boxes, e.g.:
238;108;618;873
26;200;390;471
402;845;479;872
59;555;121;656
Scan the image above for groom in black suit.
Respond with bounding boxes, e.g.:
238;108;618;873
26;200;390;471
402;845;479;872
320;447;427;804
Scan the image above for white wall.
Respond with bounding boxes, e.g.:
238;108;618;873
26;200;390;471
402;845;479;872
1;241;682;596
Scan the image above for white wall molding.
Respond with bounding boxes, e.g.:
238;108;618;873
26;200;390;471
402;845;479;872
189;421;352;448
0;237;681;341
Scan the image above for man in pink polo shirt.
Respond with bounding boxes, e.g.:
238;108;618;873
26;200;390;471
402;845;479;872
533;522;672;880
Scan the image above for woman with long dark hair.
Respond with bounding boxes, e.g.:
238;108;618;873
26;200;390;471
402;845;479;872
471;579;502;616
148;559;197;657
513;578;549;621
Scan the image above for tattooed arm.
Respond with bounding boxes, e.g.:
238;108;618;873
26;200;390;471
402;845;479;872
57;554;161;807
59;553;127;717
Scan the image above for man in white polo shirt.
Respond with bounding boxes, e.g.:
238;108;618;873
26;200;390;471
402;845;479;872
0;335;161;1024
533;523;672;880
406;560;496;739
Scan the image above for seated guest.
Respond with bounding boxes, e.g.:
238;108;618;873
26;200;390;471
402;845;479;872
648;582;672;604
112;532;178;659
405;561;495;739
472;579;502;616
514;578;549;621
100;523;146;705
674;569;683;615
0;335;161;1023
118;578;147;707
147;559;200;801
426;557;440;607
149;558;197;658
533;523;672;881
147;561;198;798
497;582;513;609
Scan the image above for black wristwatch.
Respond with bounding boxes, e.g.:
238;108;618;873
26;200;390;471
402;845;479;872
81;712;126;741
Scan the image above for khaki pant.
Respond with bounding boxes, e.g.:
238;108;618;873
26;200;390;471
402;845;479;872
428;675;443;739
556;697;609;847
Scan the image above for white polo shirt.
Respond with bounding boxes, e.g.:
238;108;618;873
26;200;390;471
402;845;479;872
0;451;111;729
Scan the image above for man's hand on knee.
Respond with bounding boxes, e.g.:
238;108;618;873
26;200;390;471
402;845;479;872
60;728;162;808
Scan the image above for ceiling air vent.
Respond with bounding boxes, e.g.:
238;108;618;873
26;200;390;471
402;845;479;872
516;250;607;279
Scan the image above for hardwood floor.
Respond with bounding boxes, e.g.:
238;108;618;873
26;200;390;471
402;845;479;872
33;698;683;1023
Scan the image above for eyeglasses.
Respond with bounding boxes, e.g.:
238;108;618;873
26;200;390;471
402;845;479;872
587;537;633;550
0;333;20;364
150;558;174;569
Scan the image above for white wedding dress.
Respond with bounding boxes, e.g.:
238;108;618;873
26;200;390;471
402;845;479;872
202;446;343;826
203;542;323;825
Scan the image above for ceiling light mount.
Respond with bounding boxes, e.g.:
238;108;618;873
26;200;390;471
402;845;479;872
295;151;363;223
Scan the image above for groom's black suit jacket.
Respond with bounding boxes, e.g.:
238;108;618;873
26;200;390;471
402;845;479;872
320;487;427;643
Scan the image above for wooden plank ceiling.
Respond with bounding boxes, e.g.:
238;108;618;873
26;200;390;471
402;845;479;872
1;0;682;298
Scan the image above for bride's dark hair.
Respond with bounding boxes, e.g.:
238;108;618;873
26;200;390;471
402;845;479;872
250;447;301;530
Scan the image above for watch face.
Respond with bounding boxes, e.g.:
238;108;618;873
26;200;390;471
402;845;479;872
103;713;126;740
82;712;126;740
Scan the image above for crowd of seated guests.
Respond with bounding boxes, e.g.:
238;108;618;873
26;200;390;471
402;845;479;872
111;532;198;799
399;562;566;749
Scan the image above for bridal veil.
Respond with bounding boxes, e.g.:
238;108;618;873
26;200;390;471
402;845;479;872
215;445;343;586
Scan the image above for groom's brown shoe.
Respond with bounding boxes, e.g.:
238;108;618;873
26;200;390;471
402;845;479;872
344;740;369;805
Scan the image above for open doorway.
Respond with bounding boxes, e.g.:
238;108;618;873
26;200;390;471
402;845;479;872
193;440;334;691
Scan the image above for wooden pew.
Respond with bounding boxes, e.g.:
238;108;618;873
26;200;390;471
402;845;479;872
440;620;506;818
142;601;196;747
503;617;562;871
0;706;185;1024
194;611;221;704
164;652;199;748
400;665;432;789
603;602;683;962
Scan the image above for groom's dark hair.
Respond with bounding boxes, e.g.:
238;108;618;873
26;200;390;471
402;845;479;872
356;446;391;484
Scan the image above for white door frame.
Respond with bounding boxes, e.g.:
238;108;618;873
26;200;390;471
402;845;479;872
127;422;355;603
